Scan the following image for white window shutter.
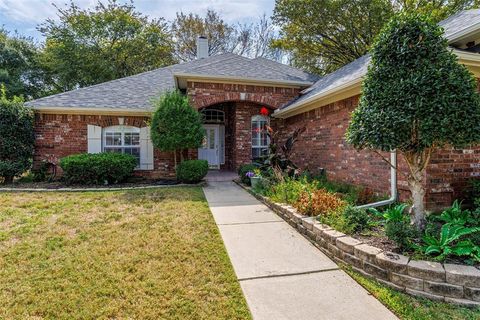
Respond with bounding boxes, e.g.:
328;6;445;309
219;125;225;164
140;126;154;170
87;125;102;153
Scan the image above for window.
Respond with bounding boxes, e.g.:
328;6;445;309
251;115;269;159
201;109;225;123
103;126;140;165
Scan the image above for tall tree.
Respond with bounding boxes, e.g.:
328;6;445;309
393;0;480;22
346;14;480;230
273;0;394;74
39;0;175;92
273;0;479;74
0;29;47;99
171;10;235;62
171;10;283;61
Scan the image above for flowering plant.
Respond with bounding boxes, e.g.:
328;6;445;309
245;171;256;178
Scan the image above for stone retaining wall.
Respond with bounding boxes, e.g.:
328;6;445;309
242;185;480;308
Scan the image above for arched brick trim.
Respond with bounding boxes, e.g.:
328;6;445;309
187;81;301;110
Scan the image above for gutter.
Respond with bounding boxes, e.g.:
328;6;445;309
356;151;397;209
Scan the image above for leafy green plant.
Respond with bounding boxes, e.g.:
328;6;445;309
59;153;137;185
430;200;480;227
263;125;305;181
423;224;480;262
176;160;208;184
266;177;317;205
342;206;373;233
370;204;408;223
370;204;418;251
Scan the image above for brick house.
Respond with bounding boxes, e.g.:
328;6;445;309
27;10;480;209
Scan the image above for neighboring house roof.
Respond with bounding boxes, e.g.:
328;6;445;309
26;53;318;112
275;9;480;118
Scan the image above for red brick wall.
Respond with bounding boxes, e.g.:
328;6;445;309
277;95;480;210
34;113;176;179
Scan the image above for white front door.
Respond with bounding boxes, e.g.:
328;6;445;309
199;125;220;168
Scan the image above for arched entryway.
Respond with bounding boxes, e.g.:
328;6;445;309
197;101;274;170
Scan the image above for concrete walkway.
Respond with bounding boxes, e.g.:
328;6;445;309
203;181;398;320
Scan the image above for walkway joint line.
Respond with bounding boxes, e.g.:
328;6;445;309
217;220;283;226
237;267;340;282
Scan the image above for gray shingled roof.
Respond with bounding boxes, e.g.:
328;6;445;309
278;9;480;113
278;55;370;111
439;9;480;41
26;53;317;110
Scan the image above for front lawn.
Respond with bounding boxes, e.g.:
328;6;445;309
0;188;251;319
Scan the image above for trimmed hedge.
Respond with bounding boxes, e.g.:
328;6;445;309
238;163;258;185
59;153;137;185
176;160;208;183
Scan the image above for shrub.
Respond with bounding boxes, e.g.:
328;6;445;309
176;160;208;183
295;189;346;216
356;187;378;205
0;92;34;183
342;206;373;233
238;163;258;185
267;177;317;205
60;153;137;185
371;204;418;251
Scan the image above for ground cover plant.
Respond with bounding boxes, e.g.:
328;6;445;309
345;267;480;320
0;188;251;319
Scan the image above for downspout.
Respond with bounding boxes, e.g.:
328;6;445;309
356;151;397;209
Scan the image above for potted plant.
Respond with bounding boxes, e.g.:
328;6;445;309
246;169;261;188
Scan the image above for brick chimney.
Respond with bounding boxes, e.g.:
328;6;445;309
196;36;208;59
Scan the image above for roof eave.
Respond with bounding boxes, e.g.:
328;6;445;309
273;77;364;119
446;21;480;44
29;106;153;116
173;72;313;88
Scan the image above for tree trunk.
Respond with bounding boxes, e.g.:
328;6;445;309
403;149;432;231
407;170;426;230
173;150;177;168
180;149;184;163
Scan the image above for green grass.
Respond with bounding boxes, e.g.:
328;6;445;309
0;188;251;319
344;267;480;320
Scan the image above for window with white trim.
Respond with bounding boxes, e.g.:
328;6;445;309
251;115;269;159
201;109;225;123
103;126;140;165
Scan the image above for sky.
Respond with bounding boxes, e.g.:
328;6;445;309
0;0;275;41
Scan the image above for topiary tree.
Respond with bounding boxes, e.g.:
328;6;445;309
0;86;35;183
150;90;205;168
346;13;480;230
